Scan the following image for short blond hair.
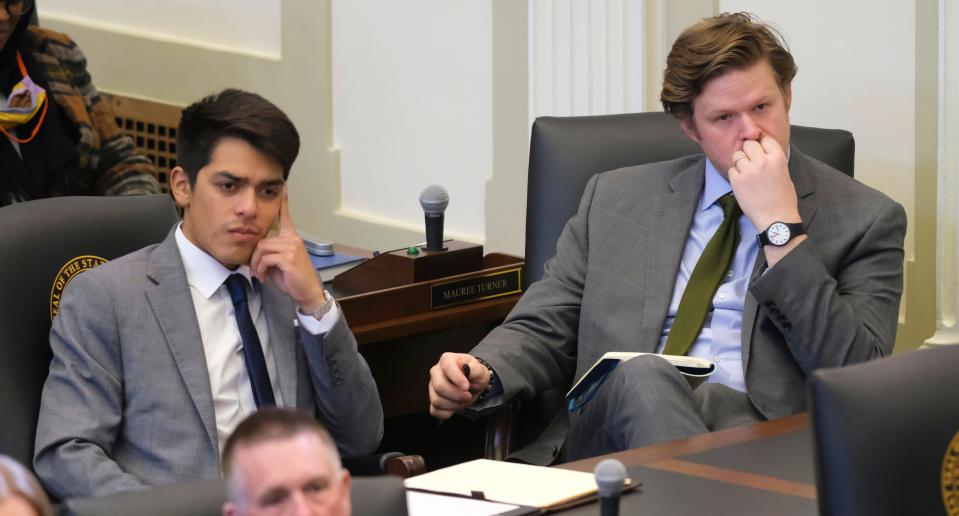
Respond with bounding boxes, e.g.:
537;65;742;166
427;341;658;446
221;409;342;509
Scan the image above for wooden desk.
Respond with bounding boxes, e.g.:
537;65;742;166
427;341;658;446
331;245;521;419
556;414;817;515
325;245;521;467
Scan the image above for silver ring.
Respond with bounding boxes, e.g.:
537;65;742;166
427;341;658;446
733;153;748;166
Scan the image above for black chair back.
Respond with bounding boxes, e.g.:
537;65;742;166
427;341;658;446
524;111;856;286
66;476;409;516
0;195;178;468
809;345;959;516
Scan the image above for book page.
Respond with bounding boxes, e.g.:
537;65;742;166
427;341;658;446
406;491;529;516
404;459;601;508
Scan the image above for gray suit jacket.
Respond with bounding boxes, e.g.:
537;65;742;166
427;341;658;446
34;229;383;500
472;148;906;465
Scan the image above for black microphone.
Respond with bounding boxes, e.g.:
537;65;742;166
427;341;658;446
594;458;627;516
419;185;449;251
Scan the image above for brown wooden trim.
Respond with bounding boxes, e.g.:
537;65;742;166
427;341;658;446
558;413;809;472
646;459;817;500
350;293;520;345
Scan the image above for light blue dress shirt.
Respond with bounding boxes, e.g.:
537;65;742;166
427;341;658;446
655;159;759;393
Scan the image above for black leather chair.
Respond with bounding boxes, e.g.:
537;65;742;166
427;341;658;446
65;475;410;516
0;194;179;469
809;345;959;516
485;111;856;460
524;111;855;286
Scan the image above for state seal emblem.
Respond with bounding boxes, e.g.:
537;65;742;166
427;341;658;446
49;255;107;319
944;430;959;516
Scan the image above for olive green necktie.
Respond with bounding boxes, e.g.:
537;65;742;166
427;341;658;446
663;193;742;356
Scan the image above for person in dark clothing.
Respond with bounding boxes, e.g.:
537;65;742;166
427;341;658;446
0;0;160;207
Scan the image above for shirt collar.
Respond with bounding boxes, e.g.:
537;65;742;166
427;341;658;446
701;158;733;211
175;224;255;299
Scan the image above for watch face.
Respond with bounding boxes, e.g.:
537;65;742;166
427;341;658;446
767;222;791;246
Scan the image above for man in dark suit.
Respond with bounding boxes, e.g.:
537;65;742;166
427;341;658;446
35;90;382;499
429;12;906;464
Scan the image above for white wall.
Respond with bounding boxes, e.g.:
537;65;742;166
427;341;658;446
331;0;493;244
40;0;282;58
718;1;917;253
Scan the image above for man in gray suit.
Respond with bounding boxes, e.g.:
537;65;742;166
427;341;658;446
34;90;383;499
429;13;906;464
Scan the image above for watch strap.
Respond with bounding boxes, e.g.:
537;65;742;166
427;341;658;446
474;356;496;400
758;222;806;247
298;290;335;320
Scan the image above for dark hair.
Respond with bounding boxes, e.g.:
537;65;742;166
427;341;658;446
661;12;797;120
176;89;300;185
221;408;339;475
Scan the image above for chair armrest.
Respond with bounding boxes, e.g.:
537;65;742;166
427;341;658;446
343;453;425;478
384;453;426;478
484;402;516;460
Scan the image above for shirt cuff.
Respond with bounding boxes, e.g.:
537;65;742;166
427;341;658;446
296;302;341;335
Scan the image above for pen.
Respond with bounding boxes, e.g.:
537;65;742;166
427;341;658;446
461;362;471;379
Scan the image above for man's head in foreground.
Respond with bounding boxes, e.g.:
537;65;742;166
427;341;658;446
170;89;300;270
661;12;796;174
222;408;351;516
0;455;52;516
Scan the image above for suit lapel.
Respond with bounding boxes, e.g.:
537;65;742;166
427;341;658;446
742;147;817;366
639;159;705;349
260;282;298;408
144;230;218;452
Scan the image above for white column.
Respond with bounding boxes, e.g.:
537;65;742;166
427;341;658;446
529;0;645;122
925;0;959;348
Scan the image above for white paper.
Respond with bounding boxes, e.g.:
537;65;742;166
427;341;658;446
404;459;599;508
406;491;521;516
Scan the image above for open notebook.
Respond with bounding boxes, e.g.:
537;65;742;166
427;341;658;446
566;352;716;410
404;459;634;511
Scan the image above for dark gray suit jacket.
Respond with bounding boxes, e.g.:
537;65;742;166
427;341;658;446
472;148;906;465
34;229;383;500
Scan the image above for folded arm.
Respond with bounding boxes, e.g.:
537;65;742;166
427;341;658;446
749;200;907;372
300;314;384;458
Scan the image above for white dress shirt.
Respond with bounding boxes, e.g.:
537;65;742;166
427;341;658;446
174;225;341;450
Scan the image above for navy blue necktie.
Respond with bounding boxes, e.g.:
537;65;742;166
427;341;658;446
224;274;275;408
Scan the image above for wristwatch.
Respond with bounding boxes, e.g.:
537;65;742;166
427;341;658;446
757;221;806;247
299;290;335;319
474;356;496;400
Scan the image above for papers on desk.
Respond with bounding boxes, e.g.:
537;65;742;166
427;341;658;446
406;491;530;516
405;459;622;511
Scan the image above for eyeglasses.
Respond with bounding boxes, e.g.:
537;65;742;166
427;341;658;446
2;0;32;16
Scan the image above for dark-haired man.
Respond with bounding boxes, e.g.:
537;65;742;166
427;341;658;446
35;89;382;500
429;12;906;464
222;408;351;516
